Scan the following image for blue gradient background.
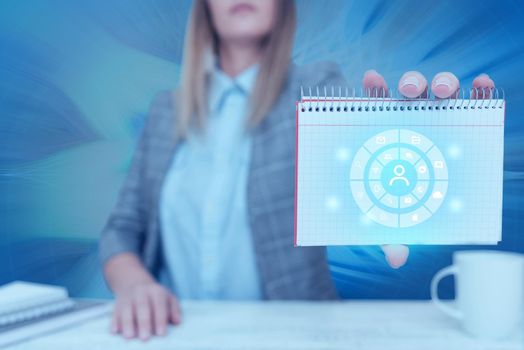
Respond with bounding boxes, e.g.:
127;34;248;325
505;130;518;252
0;0;523;299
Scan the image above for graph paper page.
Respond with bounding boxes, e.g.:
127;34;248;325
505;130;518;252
295;99;505;246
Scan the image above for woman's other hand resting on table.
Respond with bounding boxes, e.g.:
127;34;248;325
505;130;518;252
105;253;181;341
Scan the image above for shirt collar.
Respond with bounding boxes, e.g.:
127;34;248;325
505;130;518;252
209;63;259;112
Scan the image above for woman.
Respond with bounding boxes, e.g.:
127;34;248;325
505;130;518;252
100;0;496;340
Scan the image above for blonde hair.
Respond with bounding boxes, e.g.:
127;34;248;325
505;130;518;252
176;0;296;136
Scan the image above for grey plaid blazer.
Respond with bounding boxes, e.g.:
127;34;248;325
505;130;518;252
99;61;346;300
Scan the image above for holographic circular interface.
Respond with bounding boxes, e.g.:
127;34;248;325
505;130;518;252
350;129;448;228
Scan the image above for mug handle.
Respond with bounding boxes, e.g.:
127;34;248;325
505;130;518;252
430;265;463;320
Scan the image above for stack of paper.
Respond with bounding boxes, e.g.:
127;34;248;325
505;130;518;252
0;281;74;327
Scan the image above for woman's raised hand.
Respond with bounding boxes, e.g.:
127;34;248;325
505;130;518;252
362;69;496;269
362;69;495;100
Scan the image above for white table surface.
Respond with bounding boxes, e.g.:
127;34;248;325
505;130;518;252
3;301;523;350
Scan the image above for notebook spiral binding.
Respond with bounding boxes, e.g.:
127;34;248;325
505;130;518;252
299;86;505;112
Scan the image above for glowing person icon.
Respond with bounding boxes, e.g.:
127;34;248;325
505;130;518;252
389;164;410;187
351;129;449;229
380;160;417;197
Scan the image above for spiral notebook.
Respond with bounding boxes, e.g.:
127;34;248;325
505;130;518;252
0;281;110;349
0;281;74;328
294;88;505;246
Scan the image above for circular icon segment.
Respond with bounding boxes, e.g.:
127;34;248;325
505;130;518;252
350;129;448;228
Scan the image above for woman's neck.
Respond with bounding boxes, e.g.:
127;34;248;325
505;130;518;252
218;40;262;77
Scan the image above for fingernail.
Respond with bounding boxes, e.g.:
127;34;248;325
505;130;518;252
434;75;452;88
139;331;150;341
400;75;420;89
432;74;458;98
478;73;490;79
157;327;166;336
364;69;378;76
399;73;424;98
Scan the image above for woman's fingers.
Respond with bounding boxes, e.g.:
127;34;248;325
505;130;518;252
398;71;428;98
110;283;180;340
120;300;136;339
362;69;389;97
381;244;410;269
150;287;169;336
134;291;152;341
471;73;495;99
373;70;494;99
168;295;182;325
431;72;460;99
110;303;120;334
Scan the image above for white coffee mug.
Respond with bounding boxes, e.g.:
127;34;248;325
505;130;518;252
431;250;524;339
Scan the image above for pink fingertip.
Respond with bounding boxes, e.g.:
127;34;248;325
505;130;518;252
399;85;421;98
123;331;134;339
388;255;406;269
398;71;426;98
432;85;453;99
431;73;459;98
383;245;410;269
363;71;385;88
139;330;151;341
472;75;494;89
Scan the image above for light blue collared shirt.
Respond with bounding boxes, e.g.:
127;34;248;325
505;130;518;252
159;64;262;300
